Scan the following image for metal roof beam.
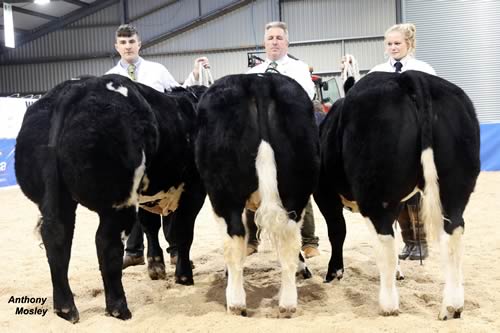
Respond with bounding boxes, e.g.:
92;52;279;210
0;0;119;54
0;0;251;61
142;0;253;49
63;0;91;7
0;23;29;34
11;5;58;20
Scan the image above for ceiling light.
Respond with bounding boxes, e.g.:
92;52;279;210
3;3;15;48
34;0;51;4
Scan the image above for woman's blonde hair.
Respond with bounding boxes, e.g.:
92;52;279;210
384;23;417;56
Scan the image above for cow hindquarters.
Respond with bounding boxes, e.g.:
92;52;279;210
365;219;399;316
254;140;301;317
96;207;136;320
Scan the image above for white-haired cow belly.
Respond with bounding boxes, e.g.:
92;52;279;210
195;73;320;317
14;74;206;323
314;70;480;320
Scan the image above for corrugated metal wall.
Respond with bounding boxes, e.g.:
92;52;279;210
404;0;500;124
143;0;276;55
0;0;396;95
283;0;394;40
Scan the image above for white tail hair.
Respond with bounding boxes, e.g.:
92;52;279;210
254;141;301;256
420;148;443;242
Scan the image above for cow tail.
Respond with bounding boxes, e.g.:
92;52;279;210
253;96;297;255
412;74;443;242
40;83;85;229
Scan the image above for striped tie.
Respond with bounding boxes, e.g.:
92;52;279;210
266;61;279;73
127;64;136;80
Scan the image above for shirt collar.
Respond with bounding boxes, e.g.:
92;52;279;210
119;56;142;70
266;54;290;66
390;55;411;68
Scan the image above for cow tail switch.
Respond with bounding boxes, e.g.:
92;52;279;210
406;73;443;243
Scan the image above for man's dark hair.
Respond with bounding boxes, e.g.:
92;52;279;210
115;24;140;39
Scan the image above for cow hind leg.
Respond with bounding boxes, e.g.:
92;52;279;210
314;183;346;282
274;217;302;318
214;211;247;316
365;218;399;316
168;180;205;285
96;207;135;320
140;209;166;280
40;196;79;323
438;217;464;320
298;253;312;279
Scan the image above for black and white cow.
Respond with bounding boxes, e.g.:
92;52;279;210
314;70;480;319
195;73;320;317
15;74;206;322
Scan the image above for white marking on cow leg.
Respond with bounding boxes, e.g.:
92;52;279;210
365;218;399;316
439;227;464;320
211;211;247;315
113;151;146;209
395;261;405;280
224;234;246;315
253;140;300;316
106;82;128;97
276;219;301;317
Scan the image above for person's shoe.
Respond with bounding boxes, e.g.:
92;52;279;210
246;244;258;256
408;242;428;260
302;246;320;259
398;244;414;260
122;255;145;269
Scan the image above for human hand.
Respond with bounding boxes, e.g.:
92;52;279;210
193;57;210;79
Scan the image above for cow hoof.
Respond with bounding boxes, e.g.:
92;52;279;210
55;306;79;323
380;309;399;317
324;269;343;282
175;275;194;285
278;306;296;318
301;266;312;279
105;306;132;320
438;306;463;320
228;306;247;317
396;271;405;281
147;256;166;280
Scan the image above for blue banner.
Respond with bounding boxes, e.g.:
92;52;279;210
480;123;500;171
0;97;34;188
0;138;17;187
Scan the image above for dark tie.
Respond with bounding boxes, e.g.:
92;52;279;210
127;64;136;80
265;61;279;73
394;61;403;73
